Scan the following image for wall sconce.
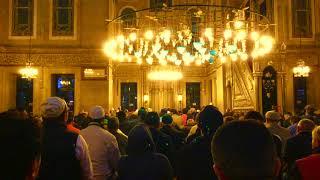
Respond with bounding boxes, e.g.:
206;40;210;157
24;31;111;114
177;95;183;102
143;95;149;103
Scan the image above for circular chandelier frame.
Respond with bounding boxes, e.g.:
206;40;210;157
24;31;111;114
104;4;274;66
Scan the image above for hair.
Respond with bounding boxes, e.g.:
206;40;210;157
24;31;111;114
182;108;189;114
244;111;264;123
223;116;235;124
116;110;127;123
162;114;173;125
0;115;42;179
265;111;281;122
312;126;320;149
297;119;315;132
107;117;120;131
138;108;147;121
290;115;300;124
198;105;223;138
144;112;160;128
211;120;277;180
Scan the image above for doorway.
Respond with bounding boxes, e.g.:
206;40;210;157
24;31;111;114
16;76;33;113
52;74;75;116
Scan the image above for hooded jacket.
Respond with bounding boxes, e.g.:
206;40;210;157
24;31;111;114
118;125;173;180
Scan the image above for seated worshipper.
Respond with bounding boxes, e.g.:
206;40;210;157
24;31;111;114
38;97;93;180
288;116;301;136
223;116;235;124
160;114;186;151
211;120;281;180
107;116;128;155
290;125;320;180
117;110;137;135
244;110;283;158
265;111;291;154
80;106;120;180
0;114;41;180
118;125;173;180
144;112;175;166
302;105;320;124
176;105;223;180
284;119;315;171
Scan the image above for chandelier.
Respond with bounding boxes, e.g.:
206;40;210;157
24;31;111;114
19;28;38;79
19;63;38;79
103;4;274;66
293;60;310;77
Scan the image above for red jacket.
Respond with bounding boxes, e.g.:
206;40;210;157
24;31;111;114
296;154;320;180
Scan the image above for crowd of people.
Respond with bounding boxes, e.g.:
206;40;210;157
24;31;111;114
1;96;320;180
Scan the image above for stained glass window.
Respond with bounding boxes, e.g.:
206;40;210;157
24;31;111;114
150;0;172;9
12;0;33;36
52;0;74;36
292;0;312;38
186;82;201;109
121;83;137;110
121;8;136;30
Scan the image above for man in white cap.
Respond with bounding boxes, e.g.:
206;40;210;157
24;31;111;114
265;110;291;155
38;97;93;180
80;106;120;180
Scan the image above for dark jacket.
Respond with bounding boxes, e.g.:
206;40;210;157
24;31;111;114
149;127;175;162
113;131;128;155
284;132;313;169
38;121;81;180
160;125;186;150
118;125;173;180
175;136;217;180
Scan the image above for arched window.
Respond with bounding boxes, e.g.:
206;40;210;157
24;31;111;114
120;8;136;29
150;0;172;9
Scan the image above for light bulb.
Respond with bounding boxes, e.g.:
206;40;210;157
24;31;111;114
224;29;232;40
146;56;153;65
129;32;137;41
250;32;259;41
234;21;244;29
230;54;238;61
240;53;248;61
144;30;154;40
204;28;213;39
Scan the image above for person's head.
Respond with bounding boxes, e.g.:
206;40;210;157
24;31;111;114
305;105;315;115
41;97;69;122
211;120;280;180
127;125;155;155
144;112;160;128
170;109;178;115
89;105;105;122
244;111;264;123
283;112;292;120
297;119;315;134
107;116;120;132
0;116;42;180
162;114;173;125
223;116;234;124
138;108;147;121
312;126;320;149
265;111;281;123
198;105;223;138
116;110;127;123
290;115;300;125
182;108;189;114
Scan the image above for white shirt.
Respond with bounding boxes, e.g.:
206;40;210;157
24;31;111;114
75;135;94;180
80;123;120;179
